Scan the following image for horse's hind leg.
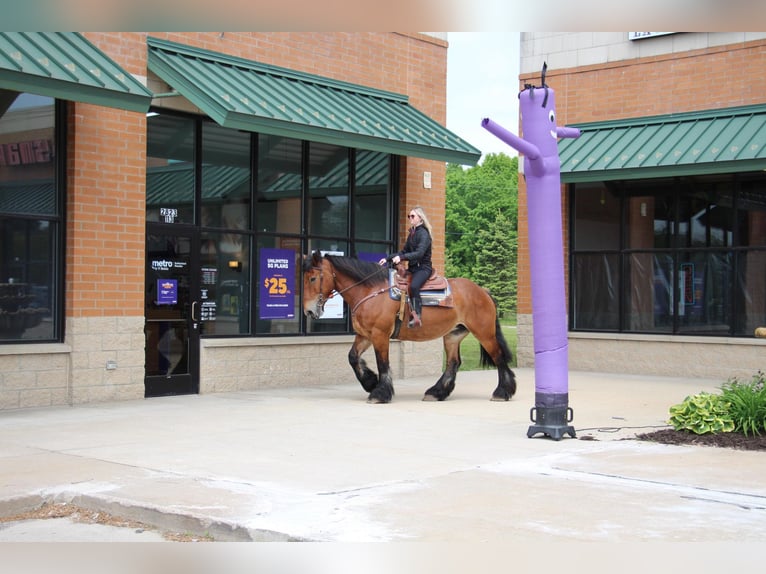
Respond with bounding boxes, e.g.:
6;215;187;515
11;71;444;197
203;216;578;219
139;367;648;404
348;335;378;393
474;321;517;401
491;362;517;402
473;319;516;401
424;325;469;401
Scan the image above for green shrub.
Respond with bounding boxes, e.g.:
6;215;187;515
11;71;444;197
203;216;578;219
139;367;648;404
668;392;735;435
719;371;766;437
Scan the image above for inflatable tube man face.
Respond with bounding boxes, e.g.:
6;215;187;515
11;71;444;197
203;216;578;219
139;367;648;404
520;82;559;159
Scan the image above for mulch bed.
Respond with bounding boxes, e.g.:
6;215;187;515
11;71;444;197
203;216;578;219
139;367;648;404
634;428;766;451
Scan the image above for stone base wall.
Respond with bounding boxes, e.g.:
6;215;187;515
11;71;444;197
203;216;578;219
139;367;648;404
515;314;535;369
0;344;71;410
1;325;444;411
0;316;145;410
67;316;146;404
200;336;443;394
517;313;766;381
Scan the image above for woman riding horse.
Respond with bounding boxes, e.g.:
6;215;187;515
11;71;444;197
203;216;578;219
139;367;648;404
303;252;516;404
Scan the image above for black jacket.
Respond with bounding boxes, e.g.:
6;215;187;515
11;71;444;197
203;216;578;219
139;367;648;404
397;224;432;271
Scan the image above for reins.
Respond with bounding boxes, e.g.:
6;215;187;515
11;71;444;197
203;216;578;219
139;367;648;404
312;260;388;314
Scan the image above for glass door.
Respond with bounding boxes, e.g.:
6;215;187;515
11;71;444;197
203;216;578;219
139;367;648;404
144;228;200;397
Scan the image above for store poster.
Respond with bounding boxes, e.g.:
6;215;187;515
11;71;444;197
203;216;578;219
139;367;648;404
259;248;295;320
157;279;177;305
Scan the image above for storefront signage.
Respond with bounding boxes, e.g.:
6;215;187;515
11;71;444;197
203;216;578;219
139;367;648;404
258;248;294;319
159;207;178;223
157;279;177;305
628;32;674;40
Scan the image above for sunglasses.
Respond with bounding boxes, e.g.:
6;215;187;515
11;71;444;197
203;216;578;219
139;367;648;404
408;214;417;219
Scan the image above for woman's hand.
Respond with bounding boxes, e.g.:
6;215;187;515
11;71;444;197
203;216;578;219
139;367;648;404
379;255;401;266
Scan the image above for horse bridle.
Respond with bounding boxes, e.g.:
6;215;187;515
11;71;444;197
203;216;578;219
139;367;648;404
310;261;386;314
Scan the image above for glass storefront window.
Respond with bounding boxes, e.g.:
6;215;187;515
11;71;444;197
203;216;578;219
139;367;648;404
307;141;349;238
0;91;58;342
148;111;395;338
737;179;766;246
257;134;302;234
354;150;390;243
572;182;620;250
200;231;251;336
571;173;765;337
676;251;732;335
735;249;766;335
677;183;735;248
571;253;619;330
201;121;251;231
146;112;195;224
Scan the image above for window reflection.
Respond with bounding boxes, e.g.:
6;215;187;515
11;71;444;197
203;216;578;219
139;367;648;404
307;141;349;238
571;174;766;336
199;232;250;336
0;91;57;341
354;150;390;241
257;134;301;234
146;113;195;224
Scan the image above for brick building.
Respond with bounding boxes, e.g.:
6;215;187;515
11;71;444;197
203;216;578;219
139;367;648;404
517;32;766;379
0;32;478;409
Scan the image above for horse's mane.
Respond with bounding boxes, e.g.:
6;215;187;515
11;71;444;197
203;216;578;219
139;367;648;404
324;255;388;287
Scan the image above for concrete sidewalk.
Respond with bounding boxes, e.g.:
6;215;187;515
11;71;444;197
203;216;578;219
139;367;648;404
1;368;765;543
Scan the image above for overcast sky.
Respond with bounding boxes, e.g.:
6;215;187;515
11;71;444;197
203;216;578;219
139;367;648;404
446;32;521;162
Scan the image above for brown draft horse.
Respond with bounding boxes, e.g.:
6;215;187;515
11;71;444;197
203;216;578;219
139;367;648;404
302;252;517;404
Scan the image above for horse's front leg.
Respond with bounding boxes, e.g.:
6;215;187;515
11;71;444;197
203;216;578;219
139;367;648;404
348;335;378;393
424;326;468;401
367;335;394;404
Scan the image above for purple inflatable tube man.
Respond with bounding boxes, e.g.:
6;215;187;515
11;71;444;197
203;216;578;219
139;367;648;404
482;68;580;440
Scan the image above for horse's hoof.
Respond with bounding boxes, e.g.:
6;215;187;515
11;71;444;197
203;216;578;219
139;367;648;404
490;395;511;402
422;394;439;402
367;396;390;404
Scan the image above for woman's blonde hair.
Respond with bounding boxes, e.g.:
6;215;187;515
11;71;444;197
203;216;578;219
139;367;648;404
410;205;433;236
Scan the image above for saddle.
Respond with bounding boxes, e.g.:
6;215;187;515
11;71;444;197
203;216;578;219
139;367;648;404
388;263;453;308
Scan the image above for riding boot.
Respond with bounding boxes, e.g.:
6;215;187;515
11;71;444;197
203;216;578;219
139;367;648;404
408;297;422;328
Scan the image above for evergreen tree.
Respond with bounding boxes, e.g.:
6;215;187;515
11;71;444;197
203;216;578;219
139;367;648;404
473;210;517;318
446;152;518;316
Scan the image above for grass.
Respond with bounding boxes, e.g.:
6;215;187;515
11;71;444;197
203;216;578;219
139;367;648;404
444;317;518;371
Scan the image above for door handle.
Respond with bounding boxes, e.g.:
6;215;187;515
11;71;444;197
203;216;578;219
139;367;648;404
191;301;199;322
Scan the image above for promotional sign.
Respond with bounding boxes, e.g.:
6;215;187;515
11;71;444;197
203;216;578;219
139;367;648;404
259;248;295;319
157;279;177;305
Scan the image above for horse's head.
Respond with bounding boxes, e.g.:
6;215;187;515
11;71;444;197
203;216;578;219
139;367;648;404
302;251;336;319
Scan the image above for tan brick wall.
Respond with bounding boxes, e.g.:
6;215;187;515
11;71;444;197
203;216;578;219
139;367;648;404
516;38;766;374
66;103;147;318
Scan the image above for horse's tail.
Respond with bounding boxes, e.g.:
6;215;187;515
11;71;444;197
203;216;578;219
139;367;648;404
479;292;514;368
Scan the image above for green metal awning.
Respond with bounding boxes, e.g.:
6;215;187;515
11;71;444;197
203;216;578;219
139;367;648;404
559;105;766;183
147;37;480;165
0;32;152;113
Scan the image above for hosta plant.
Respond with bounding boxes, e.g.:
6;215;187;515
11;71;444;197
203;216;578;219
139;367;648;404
668;392;735;435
